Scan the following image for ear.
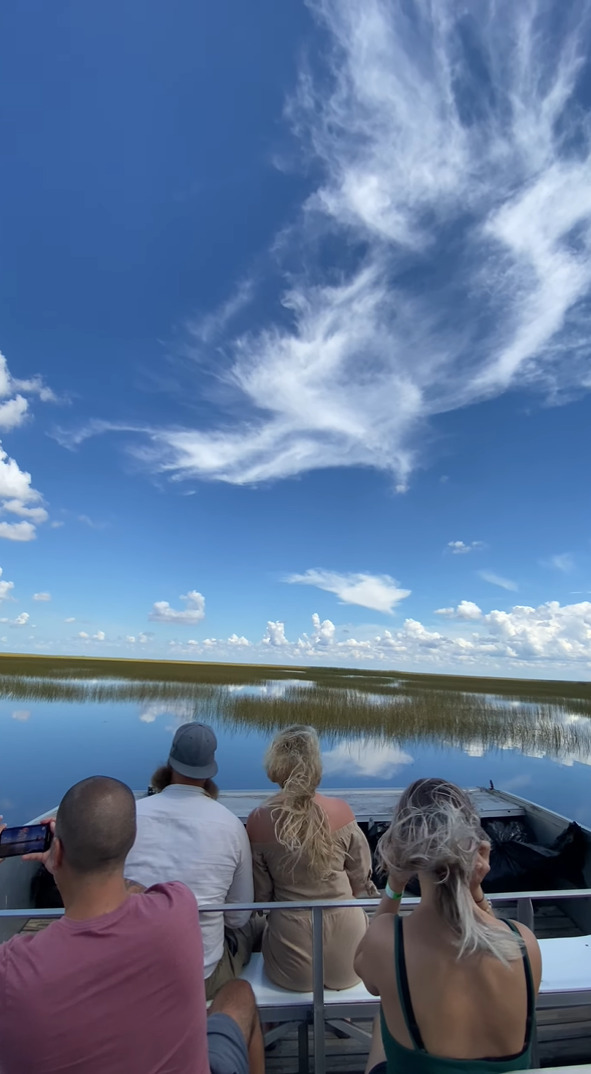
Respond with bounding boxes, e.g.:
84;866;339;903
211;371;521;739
49;835;65;872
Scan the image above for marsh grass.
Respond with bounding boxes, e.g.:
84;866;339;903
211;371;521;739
0;655;590;763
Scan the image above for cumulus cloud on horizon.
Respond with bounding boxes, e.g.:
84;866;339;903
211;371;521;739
165;601;591;674
63;1;591;493
149;590;206;625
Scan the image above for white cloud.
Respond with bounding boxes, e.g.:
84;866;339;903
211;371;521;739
4;500;49;523
33;592;51;602
93;631;105;641
2;612;30;627
0;569;14;603
11;709;31;722
0;520;36;542
262;620;289;646
447;541;485;555
0;396;29;432
133;599;591;674
543;553;575;573
188;278;256;345
322;737;413;778
78;631;89;639
77;514;107;530
227;633;251;647
286;569;411;613
436;600;482;620
149;590;206;625
478;570;518;592
64;616;76;623
126;635;136;643
0;351;53;541
71;3;591;491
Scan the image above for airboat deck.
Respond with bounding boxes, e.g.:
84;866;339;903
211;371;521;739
2;785;591;1071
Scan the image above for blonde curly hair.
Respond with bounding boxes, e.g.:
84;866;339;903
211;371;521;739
265;724;334;876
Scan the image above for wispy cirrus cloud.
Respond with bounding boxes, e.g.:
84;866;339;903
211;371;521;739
286;568;411;613
63;1;591;491
541;552;575;573
478;570;518;592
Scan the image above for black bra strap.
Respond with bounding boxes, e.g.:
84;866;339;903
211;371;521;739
395;915;426;1051
505;919;535;1046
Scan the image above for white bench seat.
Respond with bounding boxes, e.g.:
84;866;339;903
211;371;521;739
240;952;376;1010
538;935;591;1006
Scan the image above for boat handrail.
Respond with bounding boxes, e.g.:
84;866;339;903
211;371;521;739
1;887;591;918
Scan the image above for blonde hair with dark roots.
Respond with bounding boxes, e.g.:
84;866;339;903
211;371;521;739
265;725;334;876
378;778;521;964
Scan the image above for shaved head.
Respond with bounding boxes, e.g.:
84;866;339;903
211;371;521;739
56;776;136;875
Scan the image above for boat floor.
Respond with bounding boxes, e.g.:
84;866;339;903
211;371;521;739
19;901;589;1070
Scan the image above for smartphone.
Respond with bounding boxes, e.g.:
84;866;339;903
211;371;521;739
0;823;53;858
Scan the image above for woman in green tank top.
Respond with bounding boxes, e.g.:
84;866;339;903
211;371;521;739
354;779;541;1074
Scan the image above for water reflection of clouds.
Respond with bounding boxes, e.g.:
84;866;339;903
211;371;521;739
322;737;413;778
11;709;31;722
139;701;196;725
224;680;314;698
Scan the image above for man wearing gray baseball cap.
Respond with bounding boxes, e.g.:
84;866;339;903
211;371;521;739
126;722;256;998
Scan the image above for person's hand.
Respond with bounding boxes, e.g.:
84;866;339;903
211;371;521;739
22;818;56;874
470;841;491;905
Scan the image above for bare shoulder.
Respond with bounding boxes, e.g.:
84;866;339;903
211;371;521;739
355;909;395;985
316;794;355;828
510;920;542;989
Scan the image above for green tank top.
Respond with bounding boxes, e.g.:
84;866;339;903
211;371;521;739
380;916;535;1074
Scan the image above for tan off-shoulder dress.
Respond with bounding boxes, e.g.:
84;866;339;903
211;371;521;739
247;803;378;991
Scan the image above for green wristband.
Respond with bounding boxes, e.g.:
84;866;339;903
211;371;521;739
385;881;403;900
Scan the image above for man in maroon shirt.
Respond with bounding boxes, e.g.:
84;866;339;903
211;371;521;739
0;776;264;1074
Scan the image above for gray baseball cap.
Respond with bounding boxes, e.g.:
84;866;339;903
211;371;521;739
168;722;218;779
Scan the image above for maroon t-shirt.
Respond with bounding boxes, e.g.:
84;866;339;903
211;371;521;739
0;881;210;1074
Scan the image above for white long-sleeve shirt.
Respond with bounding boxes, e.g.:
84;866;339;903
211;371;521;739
125;784;253;978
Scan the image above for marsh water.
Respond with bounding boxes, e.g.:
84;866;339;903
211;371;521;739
0;657;590;827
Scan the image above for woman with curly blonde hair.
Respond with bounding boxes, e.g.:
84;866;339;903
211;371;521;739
355;778;541;1074
246;724;377;991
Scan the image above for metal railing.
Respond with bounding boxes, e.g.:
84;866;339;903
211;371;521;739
3;889;591;1074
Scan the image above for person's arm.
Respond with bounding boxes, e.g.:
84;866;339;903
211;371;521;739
354;914;393;995
373;865;412;919
471;841;495;916
344;823;379;897
223;822;254;929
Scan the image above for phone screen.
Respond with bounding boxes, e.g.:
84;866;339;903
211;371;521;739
0;823;52;858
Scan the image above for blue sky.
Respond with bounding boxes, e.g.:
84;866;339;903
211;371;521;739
0;0;590;677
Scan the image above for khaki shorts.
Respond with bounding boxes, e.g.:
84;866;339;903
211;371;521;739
205;917;265;1001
